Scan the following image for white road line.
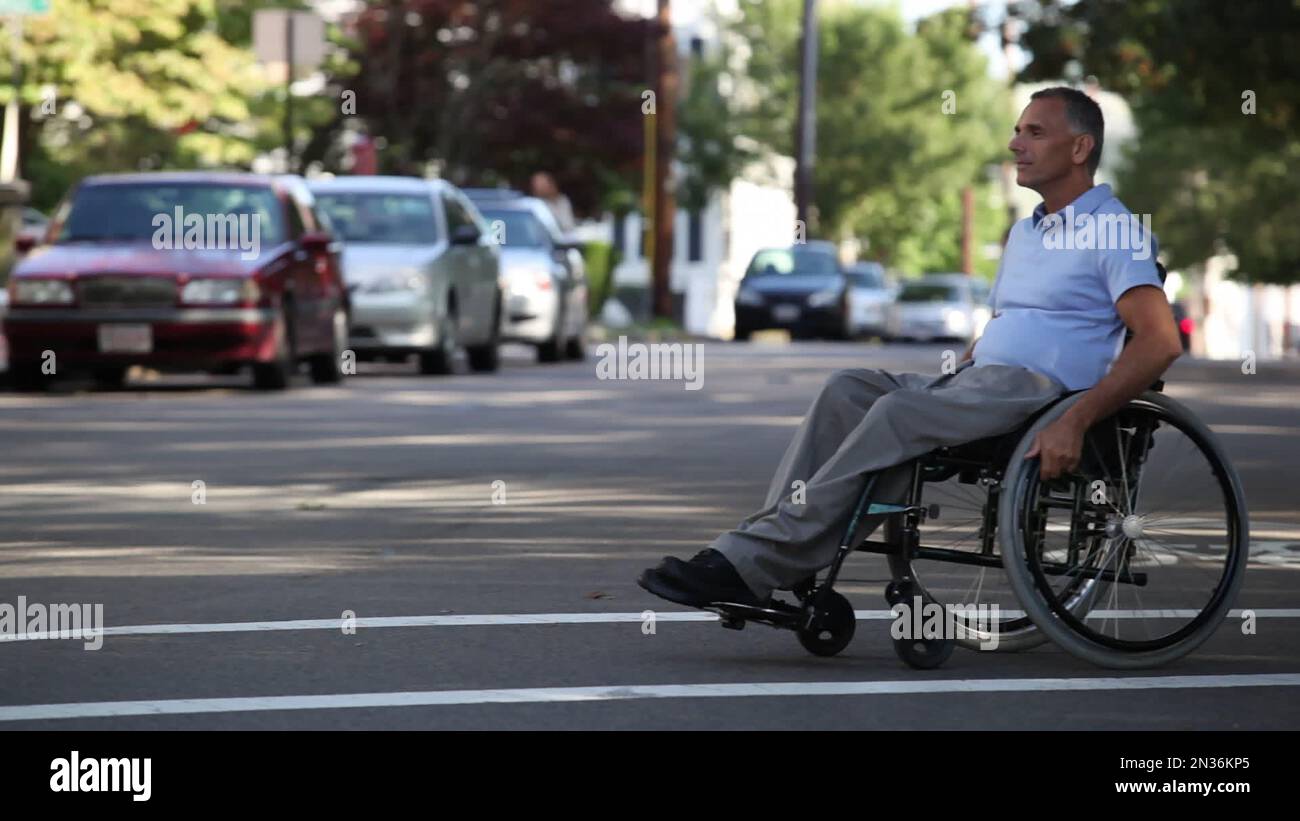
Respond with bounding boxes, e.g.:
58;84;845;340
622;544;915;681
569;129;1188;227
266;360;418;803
3;608;1298;642
2;674;1298;722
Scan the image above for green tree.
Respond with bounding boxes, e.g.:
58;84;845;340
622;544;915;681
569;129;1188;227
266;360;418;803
345;0;650;216
675;40;755;212
1014;0;1300;284
6;0;273;210
731;1;1012;275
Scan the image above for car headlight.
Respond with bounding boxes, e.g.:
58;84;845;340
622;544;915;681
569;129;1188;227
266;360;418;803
181;278;259;305
807;288;843;308
11;278;74;306
504;265;554;292
360;270;427;294
945;309;970;331
735;288;764;307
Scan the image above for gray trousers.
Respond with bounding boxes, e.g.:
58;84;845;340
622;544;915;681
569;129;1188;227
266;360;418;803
712;363;1066;599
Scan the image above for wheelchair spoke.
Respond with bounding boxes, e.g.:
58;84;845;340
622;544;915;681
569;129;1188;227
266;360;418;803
1115;418;1133;516
1006;395;1246;659
1084;434;1128;517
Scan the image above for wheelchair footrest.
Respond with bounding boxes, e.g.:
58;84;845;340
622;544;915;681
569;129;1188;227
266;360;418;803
705;599;804;629
867;503;909;515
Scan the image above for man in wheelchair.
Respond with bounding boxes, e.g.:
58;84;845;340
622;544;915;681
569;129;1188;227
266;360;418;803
640;86;1185;612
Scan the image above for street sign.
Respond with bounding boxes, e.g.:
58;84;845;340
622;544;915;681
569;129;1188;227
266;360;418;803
0;0;51;14
252;9;326;72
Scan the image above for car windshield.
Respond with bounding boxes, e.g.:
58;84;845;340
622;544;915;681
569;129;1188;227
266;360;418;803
899;283;961;302
57;182;286;246
478;209;550;248
313;192;439;245
746;248;839;277
847;266;885;289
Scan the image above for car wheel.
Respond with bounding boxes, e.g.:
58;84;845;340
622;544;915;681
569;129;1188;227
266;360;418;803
466;295;501;373
308;307;348;385
564;330;586;360
252;308;295;390
419;313;457;375
92;365;129;390
537;309;564;363
7;360;49;392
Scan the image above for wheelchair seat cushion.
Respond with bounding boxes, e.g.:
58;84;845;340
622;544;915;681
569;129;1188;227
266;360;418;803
932;388;1086;467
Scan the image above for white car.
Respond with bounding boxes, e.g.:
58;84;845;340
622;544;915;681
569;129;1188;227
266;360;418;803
18;207;48;245
845;261;895;338
309;176;502;374
467;193;588;362
886;274;991;343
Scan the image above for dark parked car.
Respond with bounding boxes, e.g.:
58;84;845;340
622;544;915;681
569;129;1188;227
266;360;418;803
733;243;852;340
5;172;348;390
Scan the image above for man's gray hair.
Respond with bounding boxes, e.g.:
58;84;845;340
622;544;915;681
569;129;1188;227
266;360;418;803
1031;86;1104;175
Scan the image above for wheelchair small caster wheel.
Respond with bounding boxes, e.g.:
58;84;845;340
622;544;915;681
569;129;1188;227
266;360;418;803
720;616;745;631
893;635;955;670
884;580;915;607
797;592;856;657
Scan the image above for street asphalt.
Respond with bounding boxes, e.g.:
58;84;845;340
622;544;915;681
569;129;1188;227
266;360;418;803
1;339;1297;729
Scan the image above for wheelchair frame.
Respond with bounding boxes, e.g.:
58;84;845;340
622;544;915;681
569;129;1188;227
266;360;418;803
706;380;1250;670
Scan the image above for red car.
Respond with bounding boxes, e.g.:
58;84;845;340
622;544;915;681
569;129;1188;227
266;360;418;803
6;172;348;390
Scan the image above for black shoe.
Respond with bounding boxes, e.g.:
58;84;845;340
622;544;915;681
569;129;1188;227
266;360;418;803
637;549;768;609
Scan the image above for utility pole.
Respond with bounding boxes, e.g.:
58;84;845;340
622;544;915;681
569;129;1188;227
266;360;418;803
650;0;677;319
794;0;818;232
284;9;296;173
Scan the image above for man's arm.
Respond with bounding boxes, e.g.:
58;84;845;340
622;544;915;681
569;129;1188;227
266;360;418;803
1027;285;1183;479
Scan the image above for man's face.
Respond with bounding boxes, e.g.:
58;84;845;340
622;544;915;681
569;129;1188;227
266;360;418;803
1008;97;1088;190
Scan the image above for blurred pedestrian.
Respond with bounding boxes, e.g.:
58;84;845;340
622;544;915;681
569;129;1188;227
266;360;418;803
530;172;575;235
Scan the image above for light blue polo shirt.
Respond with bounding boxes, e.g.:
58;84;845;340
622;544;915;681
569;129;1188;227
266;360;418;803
972;183;1164;391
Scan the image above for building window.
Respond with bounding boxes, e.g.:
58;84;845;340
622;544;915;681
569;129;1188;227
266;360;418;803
687;209;702;262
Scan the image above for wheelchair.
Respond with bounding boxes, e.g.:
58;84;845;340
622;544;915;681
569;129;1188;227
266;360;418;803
708;278;1250;670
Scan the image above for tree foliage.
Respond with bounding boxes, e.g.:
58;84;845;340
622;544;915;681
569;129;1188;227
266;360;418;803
1013;0;1300;283
731;0;1011;275
7;0;272;210
346;0;651;216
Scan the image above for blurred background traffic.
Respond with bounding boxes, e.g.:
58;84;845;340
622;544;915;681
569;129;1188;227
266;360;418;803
0;0;1296;390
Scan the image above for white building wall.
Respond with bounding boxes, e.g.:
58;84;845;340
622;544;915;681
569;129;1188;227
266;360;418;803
1196;253;1299;360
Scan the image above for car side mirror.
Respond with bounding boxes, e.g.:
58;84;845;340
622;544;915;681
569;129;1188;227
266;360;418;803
451;224;480;245
14;235;36;255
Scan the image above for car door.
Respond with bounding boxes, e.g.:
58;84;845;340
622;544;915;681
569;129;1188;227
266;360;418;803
299;190;346;349
532;205;580;335
441;192;493;343
281;191;324;354
459;193;501;332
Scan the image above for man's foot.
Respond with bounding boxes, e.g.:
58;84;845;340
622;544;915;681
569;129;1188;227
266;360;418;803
637;549;769;609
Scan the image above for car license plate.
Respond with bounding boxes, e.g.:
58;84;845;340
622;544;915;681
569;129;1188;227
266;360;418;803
97;324;153;353
773;304;801;323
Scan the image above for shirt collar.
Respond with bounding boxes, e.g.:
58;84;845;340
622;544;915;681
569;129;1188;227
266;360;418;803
1031;183;1112;230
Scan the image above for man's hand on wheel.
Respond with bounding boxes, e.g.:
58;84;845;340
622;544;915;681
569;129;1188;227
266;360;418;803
1025;416;1086;480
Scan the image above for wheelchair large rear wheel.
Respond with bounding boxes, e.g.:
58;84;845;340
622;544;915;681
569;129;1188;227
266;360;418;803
1000;391;1249;669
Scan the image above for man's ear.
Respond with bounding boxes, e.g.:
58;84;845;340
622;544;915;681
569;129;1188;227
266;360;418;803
1073;133;1095;168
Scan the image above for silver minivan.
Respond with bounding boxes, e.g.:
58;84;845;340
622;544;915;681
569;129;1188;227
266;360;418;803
309;176;502;374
